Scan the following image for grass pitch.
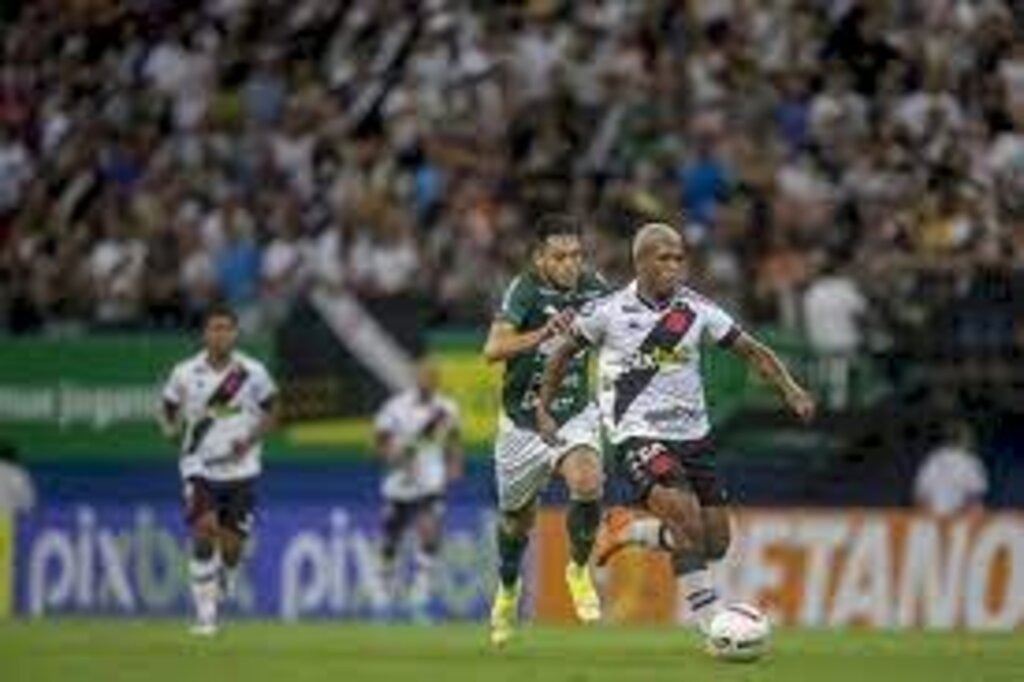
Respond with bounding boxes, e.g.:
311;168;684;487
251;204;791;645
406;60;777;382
2;620;1021;682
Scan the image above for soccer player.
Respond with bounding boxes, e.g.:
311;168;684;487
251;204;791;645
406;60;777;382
482;214;610;645
373;359;463;619
159;305;278;636
536;223;814;636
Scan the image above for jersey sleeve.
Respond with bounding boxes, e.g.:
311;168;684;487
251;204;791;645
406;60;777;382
572;296;611;346
161;364;185;405
442;397;461;429
251;362;279;405
699;299;741;347
494;276;533;328
373;397;401;435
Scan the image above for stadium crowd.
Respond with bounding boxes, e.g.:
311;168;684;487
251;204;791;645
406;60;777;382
0;0;1023;372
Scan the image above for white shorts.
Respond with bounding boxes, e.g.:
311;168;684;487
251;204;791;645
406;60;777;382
493;404;602;512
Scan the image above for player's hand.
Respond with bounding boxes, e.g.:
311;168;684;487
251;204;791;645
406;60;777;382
536;407;562;447
786;387;816;423
542;309;575;340
159;419;182;442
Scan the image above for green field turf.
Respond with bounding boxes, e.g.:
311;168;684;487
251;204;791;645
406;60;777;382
2;620;1021;682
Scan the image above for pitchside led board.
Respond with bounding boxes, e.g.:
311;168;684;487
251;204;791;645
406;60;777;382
10;502;1024;629
534;510;1024;630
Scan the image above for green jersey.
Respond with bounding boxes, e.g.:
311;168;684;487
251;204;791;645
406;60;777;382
494;269;610;429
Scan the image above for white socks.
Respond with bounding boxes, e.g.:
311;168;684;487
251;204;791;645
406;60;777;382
677;567;721;633
190;555;220;626
220;563;239;601
409;551;436;611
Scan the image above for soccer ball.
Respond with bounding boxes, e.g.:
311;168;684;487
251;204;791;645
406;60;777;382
705;604;771;662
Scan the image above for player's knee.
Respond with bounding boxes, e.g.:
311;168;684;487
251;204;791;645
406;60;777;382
564;454;603;501
192;535;216;561
704;524;731;561
568;468;603;502
192;514;218;542
500;508;533;538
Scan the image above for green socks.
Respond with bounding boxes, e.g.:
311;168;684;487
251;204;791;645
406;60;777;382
567;499;601;566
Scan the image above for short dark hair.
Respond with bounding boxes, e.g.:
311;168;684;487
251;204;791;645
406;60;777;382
203;303;238;326
534;213;581;248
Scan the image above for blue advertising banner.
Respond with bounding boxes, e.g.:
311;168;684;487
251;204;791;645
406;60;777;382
15;503;499;620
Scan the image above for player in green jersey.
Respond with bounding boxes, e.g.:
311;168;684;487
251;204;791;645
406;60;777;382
482;214;610;646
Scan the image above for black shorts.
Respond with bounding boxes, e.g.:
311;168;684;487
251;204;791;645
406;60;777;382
382;494;444;536
615;437;727;507
183;477;257;538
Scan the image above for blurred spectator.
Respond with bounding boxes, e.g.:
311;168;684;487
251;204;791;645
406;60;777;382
802;259;869;409
0;443;35;513
914;422;988;517
0;0;1016;397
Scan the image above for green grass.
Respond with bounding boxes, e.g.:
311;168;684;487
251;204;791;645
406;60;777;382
2;620;1021;682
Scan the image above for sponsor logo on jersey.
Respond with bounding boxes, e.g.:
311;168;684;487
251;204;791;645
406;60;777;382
643;405;702;424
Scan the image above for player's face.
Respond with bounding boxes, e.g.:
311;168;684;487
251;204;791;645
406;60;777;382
639;239;687;299
416;363;439;395
203;316;238;357
537;235;583;290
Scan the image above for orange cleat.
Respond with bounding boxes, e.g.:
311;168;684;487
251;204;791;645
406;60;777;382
593;506;636;567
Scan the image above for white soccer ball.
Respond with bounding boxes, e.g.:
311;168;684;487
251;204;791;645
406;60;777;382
705;604;771;662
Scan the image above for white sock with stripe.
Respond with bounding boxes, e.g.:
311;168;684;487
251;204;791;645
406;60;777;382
190;556;220;626
676;566;720;634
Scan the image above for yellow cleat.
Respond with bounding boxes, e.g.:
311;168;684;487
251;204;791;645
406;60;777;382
489;581;520;647
565;562;601;624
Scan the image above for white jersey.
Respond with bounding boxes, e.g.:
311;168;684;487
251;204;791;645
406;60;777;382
374;389;460;501
573;281;740;444
162;351;277;482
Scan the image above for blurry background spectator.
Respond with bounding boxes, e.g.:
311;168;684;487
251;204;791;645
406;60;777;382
914;422;989;518
0;0;1020;416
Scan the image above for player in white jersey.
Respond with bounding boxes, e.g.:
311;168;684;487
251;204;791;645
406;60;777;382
159;305;278;636
373;359;462;619
537;223;814;638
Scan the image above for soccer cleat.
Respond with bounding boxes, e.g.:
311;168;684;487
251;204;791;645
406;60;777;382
189;621;218;637
565;562;601;623
489;580;520;647
593;506;635;567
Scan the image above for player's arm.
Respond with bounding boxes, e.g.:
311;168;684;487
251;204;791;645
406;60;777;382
729;332;816;422
373;399;412;466
482;315;572;364
231;395;279;457
159;399;182;442
444;424;464;481
483;276;574;364
535;333;587;444
158;366;184;442
374;429;408;466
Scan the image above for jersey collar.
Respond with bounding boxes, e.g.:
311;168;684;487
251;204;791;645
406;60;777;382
630;280;676;312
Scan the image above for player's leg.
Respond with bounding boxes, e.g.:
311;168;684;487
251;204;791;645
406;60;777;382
558;445;603;567
409;496;444;618
646;482;722;634
595;439;722;631
380;499;412;605
701;505;731;563
216;479;255;603
490;416;553;645
556;444;603;622
490;499;538;645
184;478;221;635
